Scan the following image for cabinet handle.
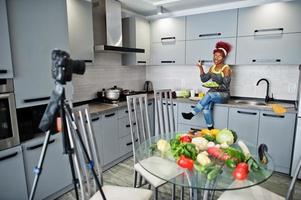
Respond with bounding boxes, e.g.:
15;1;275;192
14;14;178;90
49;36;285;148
137;61;146;64
200;60;212;63
254;28;283;33
105;113;115;118
191;105;195;108
161;61;175;64
126;122;136;128
199;33;221;37
237;110;257;115
126;138;138;146
252;59;281;63
92;117;100;121
161;37;176;41
125;109;134;113
0;69;8;74
262;113;285;118
84;60;93;63
148;103;152;106
26;139;55;150
163;103;176;106
190;128;201;132
24;96;50;103
0;152;18;162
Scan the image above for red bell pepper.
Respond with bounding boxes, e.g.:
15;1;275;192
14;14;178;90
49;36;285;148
177;155;194;170
232;162;249;180
179;135;192;143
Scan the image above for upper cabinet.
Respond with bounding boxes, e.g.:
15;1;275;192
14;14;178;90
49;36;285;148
236;1;301;65
186;9;238;40
0;0;13;78
122;16;150;66
151;17;186;43
237;1;301;36
67;0;94;61
7;0;69;108
150;17;186;65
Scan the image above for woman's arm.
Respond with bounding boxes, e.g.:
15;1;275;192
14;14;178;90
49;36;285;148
221;67;232;88
197;61;211;82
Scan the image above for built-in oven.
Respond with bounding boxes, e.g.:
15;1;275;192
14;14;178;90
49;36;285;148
0;79;19;151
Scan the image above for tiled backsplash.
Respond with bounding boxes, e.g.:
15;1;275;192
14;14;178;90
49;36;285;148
146;64;299;101
72;53;146;102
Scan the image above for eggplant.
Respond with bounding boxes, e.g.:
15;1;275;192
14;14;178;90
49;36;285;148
258;144;269;165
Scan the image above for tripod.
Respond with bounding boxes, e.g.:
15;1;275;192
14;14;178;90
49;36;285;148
29;86;106;200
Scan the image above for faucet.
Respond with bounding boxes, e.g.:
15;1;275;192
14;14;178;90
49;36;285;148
256;78;273;103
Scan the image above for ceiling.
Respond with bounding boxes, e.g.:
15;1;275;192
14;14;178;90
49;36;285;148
119;0;291;19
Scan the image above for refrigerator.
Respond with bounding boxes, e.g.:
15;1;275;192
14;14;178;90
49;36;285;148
291;65;301;179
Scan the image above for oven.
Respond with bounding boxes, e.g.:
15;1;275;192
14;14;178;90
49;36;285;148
0;79;19;150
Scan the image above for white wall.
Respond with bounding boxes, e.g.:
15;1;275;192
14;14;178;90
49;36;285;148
72;53;146;102
146;64;299;101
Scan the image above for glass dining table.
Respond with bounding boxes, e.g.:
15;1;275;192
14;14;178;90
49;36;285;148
135;132;274;200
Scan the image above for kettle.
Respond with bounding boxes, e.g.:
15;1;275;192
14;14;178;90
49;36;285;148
143;81;153;93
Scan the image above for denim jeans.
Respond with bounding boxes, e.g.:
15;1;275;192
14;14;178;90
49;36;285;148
192;92;229;127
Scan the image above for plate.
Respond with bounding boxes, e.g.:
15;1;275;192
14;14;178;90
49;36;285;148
202;82;219;88
189;97;203;101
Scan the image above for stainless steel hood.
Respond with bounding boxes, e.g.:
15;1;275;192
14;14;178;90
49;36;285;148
92;0;144;53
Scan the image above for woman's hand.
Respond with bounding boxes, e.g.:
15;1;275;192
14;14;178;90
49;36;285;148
197;60;205;75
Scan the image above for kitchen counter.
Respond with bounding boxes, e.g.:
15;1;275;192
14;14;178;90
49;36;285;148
87;95;297;115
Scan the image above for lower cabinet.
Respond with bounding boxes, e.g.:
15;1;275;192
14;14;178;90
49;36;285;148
258;111;296;174
228;108;259;145
100;111;119;166
177;102;228;132
0;146;28;200
22;133;72;200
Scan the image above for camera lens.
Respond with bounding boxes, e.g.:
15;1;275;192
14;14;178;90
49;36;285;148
71;60;86;75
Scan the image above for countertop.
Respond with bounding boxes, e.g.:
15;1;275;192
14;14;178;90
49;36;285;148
88;95;297;115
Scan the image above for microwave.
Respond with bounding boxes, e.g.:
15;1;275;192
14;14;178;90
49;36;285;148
0;79;20;151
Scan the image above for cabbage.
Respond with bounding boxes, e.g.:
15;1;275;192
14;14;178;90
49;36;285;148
216;129;234;145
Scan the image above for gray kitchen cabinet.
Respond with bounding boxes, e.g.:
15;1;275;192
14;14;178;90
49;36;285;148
7;0;69;108
22;134;72;200
236;33;301;65
122;16;150;65
237;1;301;36
212;105;228;129
150;41;185;65
0;0;13;79
177;102;207;128
258;111;296;174
100;111;119;166
228;108;259;145
91;114;104;165
150;17;185;43
186;9;238;40
0;146;28;200
177;123;201;133
67;0;94;61
186;37;236;65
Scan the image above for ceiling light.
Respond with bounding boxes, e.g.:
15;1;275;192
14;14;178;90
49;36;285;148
157;6;164;15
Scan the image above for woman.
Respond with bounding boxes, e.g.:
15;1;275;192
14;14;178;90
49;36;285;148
182;41;232;130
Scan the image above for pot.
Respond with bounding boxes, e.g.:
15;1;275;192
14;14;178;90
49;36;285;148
105;86;122;100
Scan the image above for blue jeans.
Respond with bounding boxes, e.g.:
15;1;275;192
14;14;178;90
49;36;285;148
192;92;229;127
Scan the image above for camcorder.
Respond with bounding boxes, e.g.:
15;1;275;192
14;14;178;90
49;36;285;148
51;49;86;84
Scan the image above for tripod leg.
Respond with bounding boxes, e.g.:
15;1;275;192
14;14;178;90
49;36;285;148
29;131;51;200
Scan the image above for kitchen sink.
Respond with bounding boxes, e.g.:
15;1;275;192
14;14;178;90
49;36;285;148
233;100;268;106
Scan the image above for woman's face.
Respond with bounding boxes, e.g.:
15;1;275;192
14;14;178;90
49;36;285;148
213;52;225;65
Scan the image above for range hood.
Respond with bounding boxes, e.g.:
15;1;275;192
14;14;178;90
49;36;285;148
92;0;144;53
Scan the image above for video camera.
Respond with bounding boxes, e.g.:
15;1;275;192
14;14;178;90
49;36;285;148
51;49;86;84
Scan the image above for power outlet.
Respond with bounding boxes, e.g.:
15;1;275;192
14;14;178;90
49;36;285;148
288;83;297;93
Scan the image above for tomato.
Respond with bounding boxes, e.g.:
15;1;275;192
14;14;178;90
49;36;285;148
177;155;194;170
236;162;249;173
232;168;248;180
180;135;192;143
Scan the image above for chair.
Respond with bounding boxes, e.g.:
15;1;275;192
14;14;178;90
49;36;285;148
127;94;178;200
154;89;176;136
70;105;152;200
217;156;301;200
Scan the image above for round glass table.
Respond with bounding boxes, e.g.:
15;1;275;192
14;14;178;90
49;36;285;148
135;133;274;200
